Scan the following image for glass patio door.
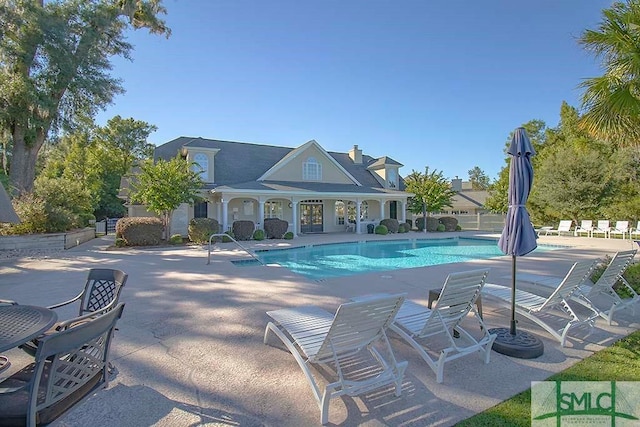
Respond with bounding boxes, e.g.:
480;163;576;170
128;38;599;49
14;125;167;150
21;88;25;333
300;204;323;233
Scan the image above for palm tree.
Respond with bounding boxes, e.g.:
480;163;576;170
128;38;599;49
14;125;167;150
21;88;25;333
579;0;640;147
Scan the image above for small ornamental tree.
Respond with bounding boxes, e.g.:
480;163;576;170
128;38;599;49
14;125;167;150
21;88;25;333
128;156;203;239
404;167;456;217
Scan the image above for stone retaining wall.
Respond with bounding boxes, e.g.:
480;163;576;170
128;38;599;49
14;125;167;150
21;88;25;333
0;228;96;251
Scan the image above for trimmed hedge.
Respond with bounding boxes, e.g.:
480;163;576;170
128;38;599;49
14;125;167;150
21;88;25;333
380;218;399;233
438;216;459;232
232;220;255;241
115;217;163;246
415;216;440;232
264;218;288;239
188;218;220;244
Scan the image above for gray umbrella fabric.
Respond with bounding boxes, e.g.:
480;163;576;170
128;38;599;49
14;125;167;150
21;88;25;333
498;127;537;257
498;127;537;336
0;185;20;224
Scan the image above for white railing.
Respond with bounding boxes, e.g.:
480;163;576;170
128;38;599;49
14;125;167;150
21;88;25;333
207;233;263;265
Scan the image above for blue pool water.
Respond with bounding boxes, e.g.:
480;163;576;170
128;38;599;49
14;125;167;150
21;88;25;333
243;237;556;280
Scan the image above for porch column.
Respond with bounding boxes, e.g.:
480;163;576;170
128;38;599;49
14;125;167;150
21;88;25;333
400;200;406;223
291;201;298;236
222;200;229;233
379;200;385;221
216;202;221;225
258;200;265;230
356;199;362;234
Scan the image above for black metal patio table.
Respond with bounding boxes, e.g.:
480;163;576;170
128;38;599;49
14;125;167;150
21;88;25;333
0;304;58;353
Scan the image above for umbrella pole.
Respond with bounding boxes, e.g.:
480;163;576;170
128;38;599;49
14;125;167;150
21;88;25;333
510;255;517;335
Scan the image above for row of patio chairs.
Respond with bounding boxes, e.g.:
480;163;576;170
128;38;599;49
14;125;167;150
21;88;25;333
540;220;640;239
264;251;639;424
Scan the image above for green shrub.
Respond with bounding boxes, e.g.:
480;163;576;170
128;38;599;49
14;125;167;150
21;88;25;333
253;229;265;241
380;218;399;233
2;193;48;235
222;231;234;243
115;217;163;246
436;224;446;232
284;231;294;240
375;224;388;235
623;262;640;297
415;216;426;231
591;256;640;299
397;223;407;233
188;218;220;243
34;176;93;230
1;177;95;235
169;234;183;244
456;224;462;231
115;237;127;247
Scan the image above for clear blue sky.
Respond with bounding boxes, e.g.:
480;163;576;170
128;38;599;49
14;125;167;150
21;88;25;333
95;0;612;181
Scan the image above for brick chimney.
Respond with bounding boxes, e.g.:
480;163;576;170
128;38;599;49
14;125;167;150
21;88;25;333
348;144;362;164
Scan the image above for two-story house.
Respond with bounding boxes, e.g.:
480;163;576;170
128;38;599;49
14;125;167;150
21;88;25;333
124;137;413;236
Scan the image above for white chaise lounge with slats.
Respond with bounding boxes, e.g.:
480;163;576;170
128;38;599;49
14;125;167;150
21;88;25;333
389;269;496;383
515;250;638;325
264;294;407;425
483;261;599;346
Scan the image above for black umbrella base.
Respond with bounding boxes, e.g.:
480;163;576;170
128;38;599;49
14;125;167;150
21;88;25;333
488;328;544;359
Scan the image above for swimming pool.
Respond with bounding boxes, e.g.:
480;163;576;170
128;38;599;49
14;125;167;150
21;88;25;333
243;237;556;280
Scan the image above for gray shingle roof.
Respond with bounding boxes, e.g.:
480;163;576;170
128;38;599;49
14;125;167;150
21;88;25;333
367;156;404;169
155;137;406;191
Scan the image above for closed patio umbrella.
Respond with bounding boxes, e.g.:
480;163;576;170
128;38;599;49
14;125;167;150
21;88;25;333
0;185;20;224
490;127;543;358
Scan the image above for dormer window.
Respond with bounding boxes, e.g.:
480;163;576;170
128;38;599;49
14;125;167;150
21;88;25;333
303;157;322;181
191;153;208;180
387;169;397;188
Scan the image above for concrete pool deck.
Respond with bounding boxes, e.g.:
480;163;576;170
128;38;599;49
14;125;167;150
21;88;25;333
1;231;639;426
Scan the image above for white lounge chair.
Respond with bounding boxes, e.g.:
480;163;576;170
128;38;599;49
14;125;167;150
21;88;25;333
543;220;572;236
610;221;629;240
574;220;593;237
515;250;638;325
483;260;599;346
630;221;640;239
389;269;496;383
592;220;611;238
264;294;407;425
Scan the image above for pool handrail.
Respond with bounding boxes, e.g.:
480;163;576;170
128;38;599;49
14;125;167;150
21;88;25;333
207;233;264;265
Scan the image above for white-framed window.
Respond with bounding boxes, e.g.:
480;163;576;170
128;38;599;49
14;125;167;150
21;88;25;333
335;201;345;225
303;157;322;181
191;153;208;180
345;201;368;223
264;201;283;219
360;201;369;220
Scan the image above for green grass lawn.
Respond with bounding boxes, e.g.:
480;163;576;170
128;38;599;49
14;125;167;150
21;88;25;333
455;330;640;427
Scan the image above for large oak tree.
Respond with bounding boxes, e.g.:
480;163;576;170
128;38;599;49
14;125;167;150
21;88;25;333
0;0;169;195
